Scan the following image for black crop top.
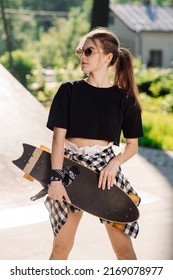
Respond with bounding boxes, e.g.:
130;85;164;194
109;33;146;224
47;80;143;146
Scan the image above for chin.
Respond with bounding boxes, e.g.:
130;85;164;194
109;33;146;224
81;65;90;72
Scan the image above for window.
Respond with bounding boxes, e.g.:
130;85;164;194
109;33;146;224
148;50;162;67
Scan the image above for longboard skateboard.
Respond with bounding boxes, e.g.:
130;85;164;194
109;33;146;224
12;143;140;224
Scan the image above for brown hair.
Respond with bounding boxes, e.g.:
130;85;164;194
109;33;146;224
80;28;142;111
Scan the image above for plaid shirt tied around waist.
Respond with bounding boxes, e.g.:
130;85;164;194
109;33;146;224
45;144;141;238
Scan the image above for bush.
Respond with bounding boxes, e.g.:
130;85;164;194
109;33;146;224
140;93;173;114
29;6;90;69
139;111;173;150
36;84;61;109
120;91;173;150
134;61;173;97
0;50;36;88
56;63;83;82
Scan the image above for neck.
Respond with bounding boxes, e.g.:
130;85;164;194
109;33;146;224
86;73;112;88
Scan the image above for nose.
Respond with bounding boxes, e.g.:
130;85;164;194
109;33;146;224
77;48;87;58
79;51;86;58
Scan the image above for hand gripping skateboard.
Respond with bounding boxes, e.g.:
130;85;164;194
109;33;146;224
12;143;140;224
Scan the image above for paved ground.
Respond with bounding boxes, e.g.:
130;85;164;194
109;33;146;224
0;146;172;260
0;64;173;260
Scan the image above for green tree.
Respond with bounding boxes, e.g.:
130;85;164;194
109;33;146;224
0;50;36;87
7;0;87;11
27;3;91;69
0;0;14;64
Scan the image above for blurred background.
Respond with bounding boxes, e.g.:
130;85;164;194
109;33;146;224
0;0;173;150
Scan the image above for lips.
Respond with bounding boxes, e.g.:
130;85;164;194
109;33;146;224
81;62;89;66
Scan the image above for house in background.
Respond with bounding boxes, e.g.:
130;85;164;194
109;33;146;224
109;1;173;67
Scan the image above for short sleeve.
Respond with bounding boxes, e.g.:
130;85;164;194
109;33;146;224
46;83;71;131
122;96;143;139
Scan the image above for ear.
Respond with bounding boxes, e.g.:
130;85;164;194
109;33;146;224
105;53;113;64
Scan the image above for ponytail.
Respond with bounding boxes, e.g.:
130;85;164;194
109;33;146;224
114;48;142;111
80;28;142;111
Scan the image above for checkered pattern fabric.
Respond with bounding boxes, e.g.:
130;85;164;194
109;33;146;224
44;145;140;238
45;197;68;235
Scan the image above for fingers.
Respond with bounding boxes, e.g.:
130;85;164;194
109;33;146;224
98;171;105;189
107;176;114;189
98;171;114;190
63;193;71;204
48;182;71;204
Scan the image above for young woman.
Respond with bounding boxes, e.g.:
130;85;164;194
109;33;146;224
45;28;143;260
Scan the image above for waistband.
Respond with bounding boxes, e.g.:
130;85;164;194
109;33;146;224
64;140;114;156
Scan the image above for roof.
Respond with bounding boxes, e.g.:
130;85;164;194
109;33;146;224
110;4;173;32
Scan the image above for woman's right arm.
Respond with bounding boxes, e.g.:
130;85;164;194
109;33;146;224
48;127;71;204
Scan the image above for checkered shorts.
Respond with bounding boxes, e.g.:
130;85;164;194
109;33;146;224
45;144;140;238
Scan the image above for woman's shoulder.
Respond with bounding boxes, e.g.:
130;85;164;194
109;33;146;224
61;79;84;88
55;80;83;97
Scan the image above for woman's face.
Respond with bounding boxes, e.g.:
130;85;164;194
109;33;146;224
77;39;110;74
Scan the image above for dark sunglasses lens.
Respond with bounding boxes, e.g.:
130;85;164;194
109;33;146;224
85;48;92;57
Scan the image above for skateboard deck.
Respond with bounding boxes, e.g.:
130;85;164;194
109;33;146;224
12;143;140;223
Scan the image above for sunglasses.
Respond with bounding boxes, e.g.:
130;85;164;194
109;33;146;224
76;48;98;57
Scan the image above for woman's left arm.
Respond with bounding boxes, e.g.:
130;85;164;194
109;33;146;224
98;138;138;190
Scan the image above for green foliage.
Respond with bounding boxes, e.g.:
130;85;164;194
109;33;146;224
0;50;36;88
26;5;90;69
162;94;173;113
23;0;87;11
120;67;173;150
1;0;92;56
120;96;173;150
0;22;6;55
30;26;64;68
36;84;61;109
11;16;38;50
6;0;173;9
6;0;88;11
122;57;173;150
56;64;84;82
135;66;173;97
55;6;90;65
0;0;92;91
139;111;173;150
140;93;173;113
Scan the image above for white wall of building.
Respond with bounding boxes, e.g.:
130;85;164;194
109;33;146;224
109;12;173;67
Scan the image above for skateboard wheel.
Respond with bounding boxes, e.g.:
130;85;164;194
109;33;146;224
40;145;50;152
112;222;125;232
128;193;140;205
23;173;34;182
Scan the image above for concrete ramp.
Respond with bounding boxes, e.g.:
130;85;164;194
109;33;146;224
0;64;52;210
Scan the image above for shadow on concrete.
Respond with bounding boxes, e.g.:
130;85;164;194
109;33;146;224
138;146;173;188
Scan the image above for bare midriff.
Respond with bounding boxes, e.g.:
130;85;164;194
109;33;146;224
66;138;109;148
